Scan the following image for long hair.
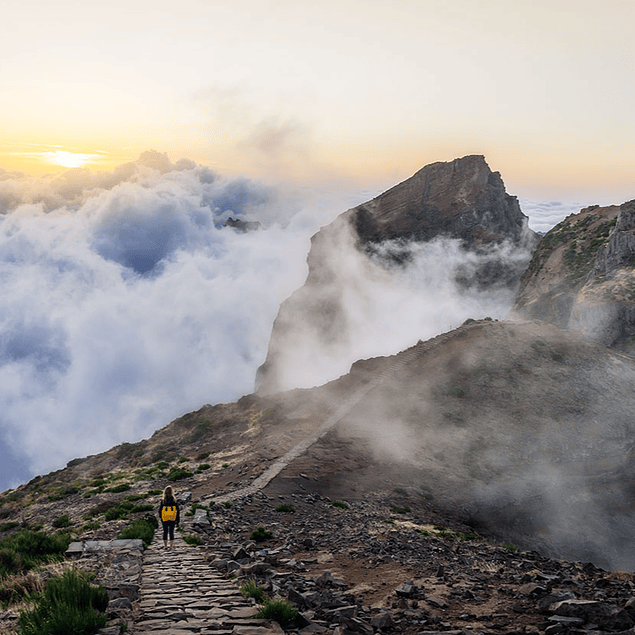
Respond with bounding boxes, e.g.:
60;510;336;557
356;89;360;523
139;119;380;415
162;485;176;505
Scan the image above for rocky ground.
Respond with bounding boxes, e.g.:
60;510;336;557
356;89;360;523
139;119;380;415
194;483;635;635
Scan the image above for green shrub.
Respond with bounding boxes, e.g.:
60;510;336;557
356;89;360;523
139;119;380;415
178;456;189;463
256;598;298;628
240;579;266;603
275;504;295;513
250;526;273;543
148;489;162;496
125;493;147;502
86;501;118;518
18;568;108;635
183;534;204;546
222;501;232;509
390;505;411;514
130;504;154;514
155;461;170;470
0;522;19;533
89;478;106;488
222;463;229;468
196;451;211;460
168;466;193;482
47;486;79;501
105;483;131;493
196;463;211;472
52;514;71;529
82;522;101;532
331;501;349;509
0;530;71;578
104;501;134;521
117;515;156;548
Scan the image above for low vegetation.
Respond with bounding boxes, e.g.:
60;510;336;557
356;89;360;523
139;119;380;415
255;597;299;628
240;579;267;603
117;514;157;548
240;580;298;629
183;534;204;546
275;503;295;513
250;526;273;542
18;568;109;635
0;530;71;578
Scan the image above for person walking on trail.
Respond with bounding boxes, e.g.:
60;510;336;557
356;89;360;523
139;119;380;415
158;485;180;550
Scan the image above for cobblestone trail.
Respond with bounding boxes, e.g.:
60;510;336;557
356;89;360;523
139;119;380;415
131;535;277;635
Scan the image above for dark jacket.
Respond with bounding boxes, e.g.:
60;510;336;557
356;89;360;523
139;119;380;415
158;496;180;525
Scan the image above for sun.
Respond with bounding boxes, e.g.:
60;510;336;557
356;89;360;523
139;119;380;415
40;150;100;168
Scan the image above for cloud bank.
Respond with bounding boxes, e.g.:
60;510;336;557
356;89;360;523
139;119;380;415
0;153;587;491
0;152;343;490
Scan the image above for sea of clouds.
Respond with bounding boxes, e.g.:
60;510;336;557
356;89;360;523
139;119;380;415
0;152;584;491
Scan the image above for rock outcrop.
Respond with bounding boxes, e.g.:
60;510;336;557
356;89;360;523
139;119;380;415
257;155;539;394
512;199;635;350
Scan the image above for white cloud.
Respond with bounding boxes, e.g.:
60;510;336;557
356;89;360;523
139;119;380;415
0;156;331;489
520;198;585;233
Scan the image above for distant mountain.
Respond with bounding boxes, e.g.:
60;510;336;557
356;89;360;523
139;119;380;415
512;199;635;351
257;155;539;394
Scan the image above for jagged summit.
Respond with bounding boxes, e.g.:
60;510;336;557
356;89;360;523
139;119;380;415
349;154;532;246
512;199;635;350
257;155;539;395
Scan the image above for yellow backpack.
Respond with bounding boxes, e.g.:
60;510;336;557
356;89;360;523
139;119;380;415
162;505;177;522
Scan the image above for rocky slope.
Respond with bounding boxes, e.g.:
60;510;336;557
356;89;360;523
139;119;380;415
4;319;635;565
256;155;539;395
4;318;635;632
512;199;635;351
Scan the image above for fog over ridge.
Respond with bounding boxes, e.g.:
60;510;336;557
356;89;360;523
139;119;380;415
0;153;585;491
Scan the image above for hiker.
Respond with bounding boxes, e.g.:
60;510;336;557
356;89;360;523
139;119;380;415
158;485;180;550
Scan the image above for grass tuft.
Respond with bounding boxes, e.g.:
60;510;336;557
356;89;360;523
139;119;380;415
255;598;298;628
240;579;267;603
18;568;109;635
250;526;273;543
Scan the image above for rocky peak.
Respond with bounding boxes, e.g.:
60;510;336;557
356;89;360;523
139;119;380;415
593;199;635;276
257;155;538;395
512;199;635;349
349;154;531;247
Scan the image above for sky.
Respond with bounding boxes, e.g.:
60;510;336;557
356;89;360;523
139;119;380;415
1;1;634;492
1;0;634;203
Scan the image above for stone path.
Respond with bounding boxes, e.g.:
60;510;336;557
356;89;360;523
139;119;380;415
130;535;277;635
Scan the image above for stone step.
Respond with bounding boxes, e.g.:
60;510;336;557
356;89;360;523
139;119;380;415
129;536;278;635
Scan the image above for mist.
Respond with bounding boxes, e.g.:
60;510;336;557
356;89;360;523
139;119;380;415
0;154;582;491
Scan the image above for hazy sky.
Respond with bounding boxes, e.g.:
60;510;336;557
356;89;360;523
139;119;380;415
2;0;634;202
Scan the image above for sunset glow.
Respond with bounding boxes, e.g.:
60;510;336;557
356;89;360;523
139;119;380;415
1;0;633;202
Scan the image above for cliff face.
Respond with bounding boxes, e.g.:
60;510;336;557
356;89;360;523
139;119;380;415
350;154;531;247
257;155;539;394
512;199;635;350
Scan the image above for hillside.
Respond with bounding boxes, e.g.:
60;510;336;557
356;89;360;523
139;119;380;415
513;199;635;351
4;318;635;570
4;318;635;632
